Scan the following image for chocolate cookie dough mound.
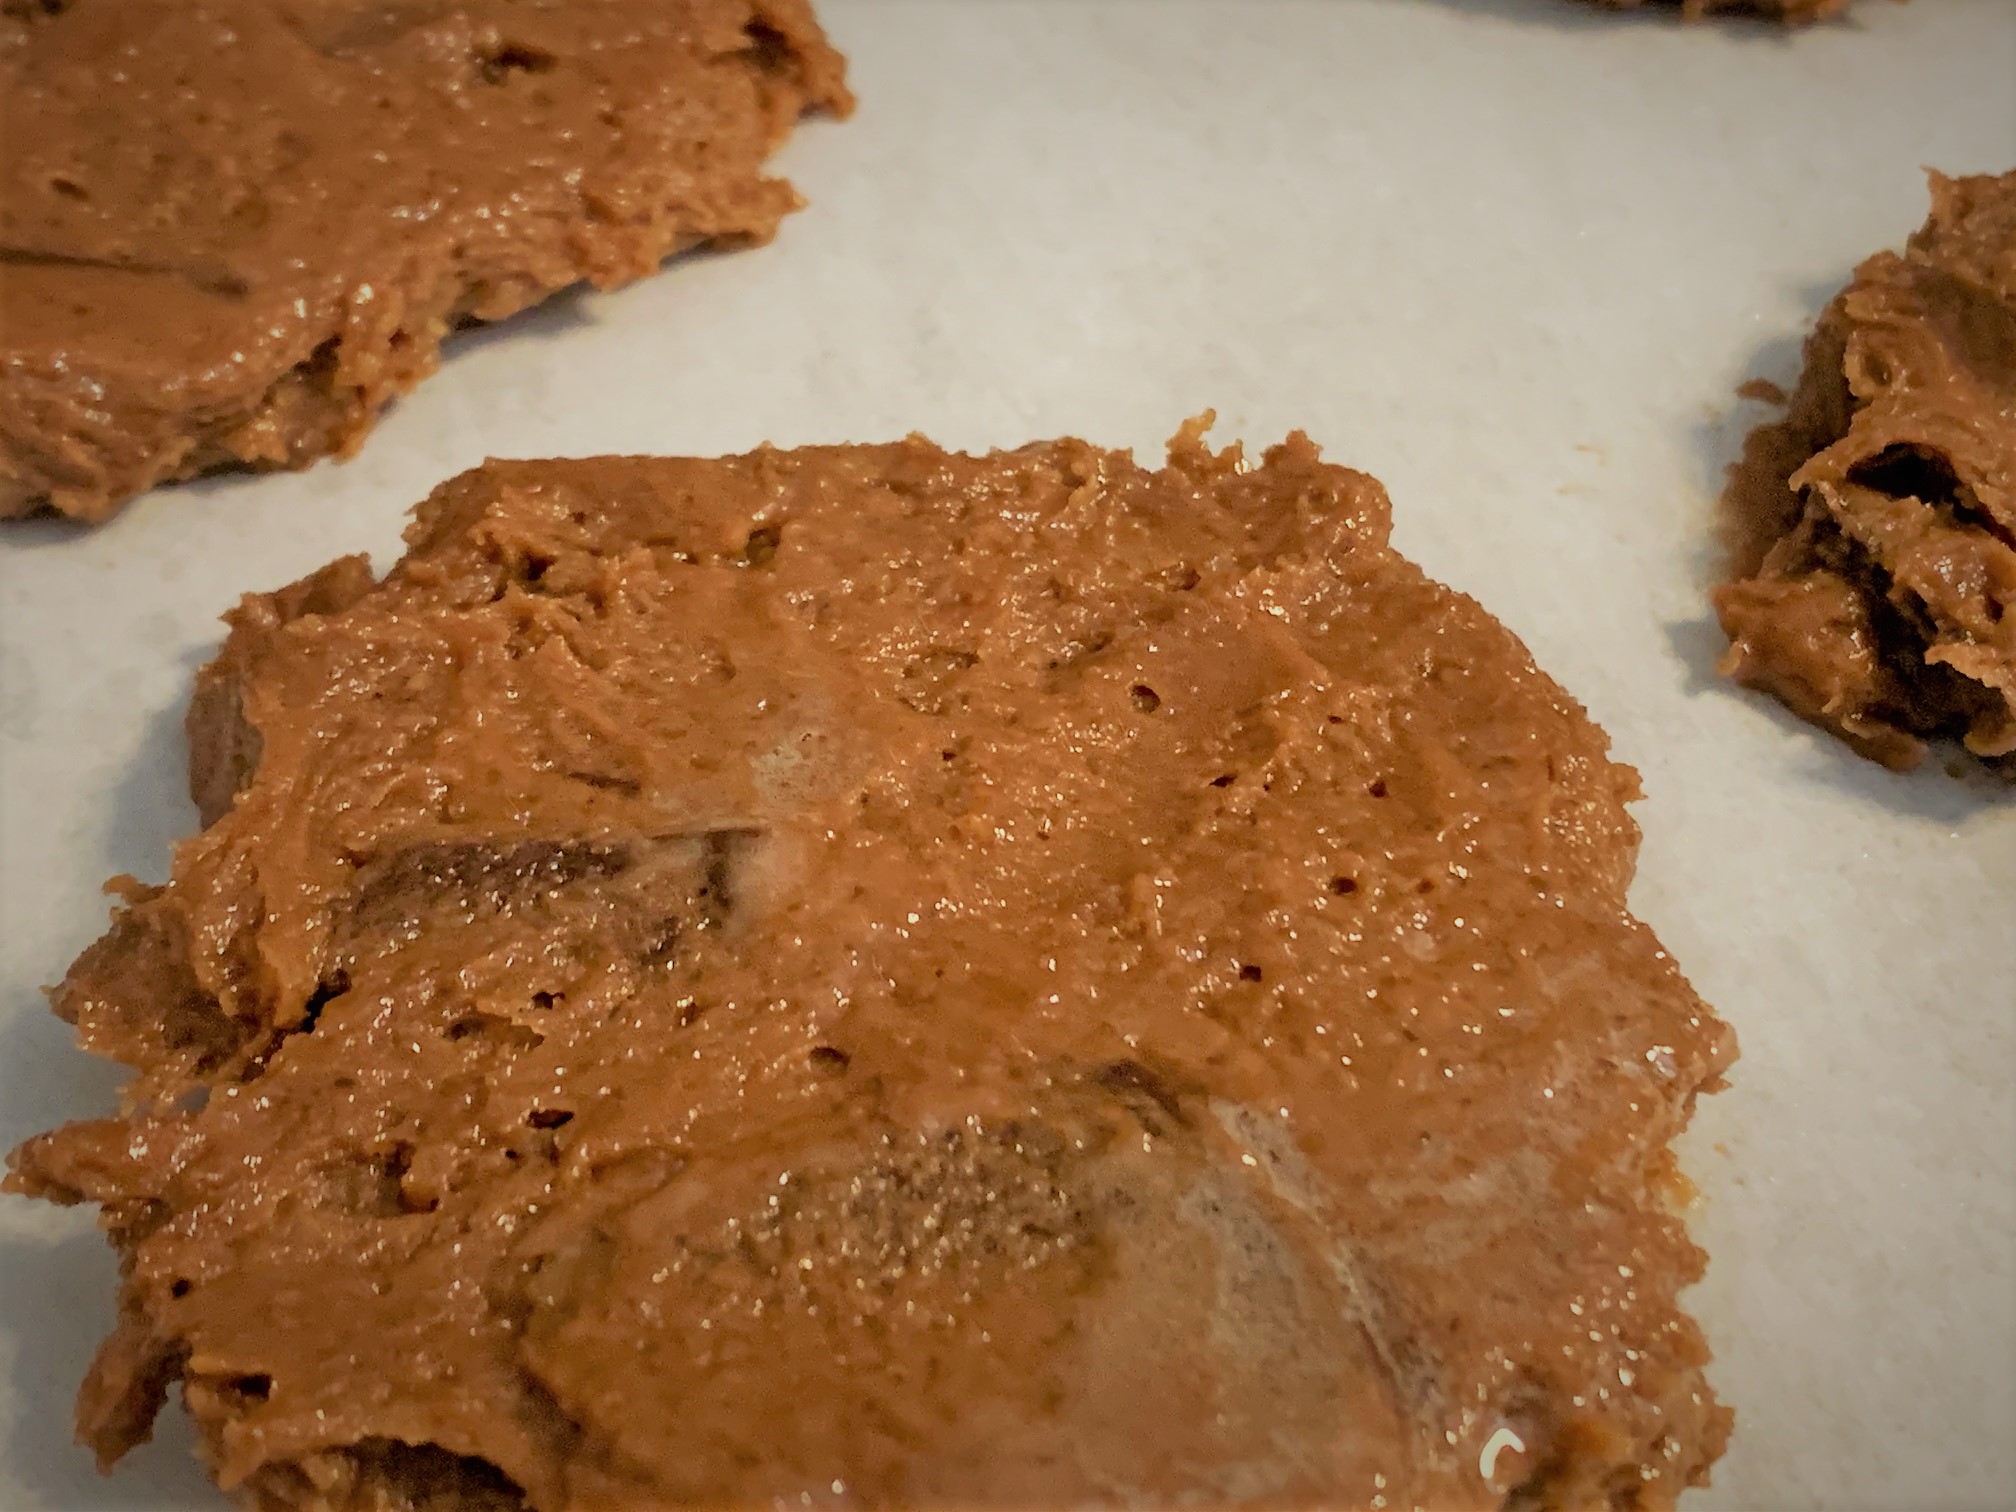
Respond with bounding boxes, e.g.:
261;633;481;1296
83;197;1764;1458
9;425;1735;1511
1579;0;1848;22
0;1;849;524
1716;171;2016;770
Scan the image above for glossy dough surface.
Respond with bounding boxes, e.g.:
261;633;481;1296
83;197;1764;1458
0;0;848;522
10;429;1733;1510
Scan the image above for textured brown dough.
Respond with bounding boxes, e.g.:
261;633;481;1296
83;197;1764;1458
8;425;1734;1511
1577;0;1852;21
1715;170;2016;770
0;0;850;523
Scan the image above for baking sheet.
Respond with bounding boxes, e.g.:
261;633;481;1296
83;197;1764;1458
3;1;2013;1507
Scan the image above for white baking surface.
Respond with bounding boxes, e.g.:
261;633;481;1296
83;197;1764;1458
3;1;2013;1507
